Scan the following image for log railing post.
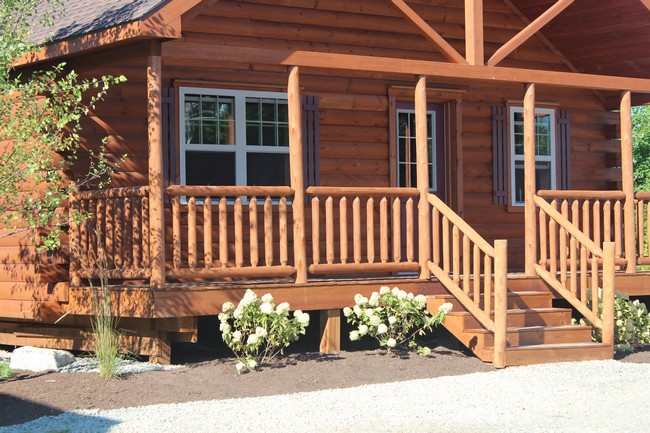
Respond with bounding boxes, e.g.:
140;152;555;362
415;75;431;279
69;190;81;287
620;91;636;273
524;83;537;276
493;239;508;368
147;40;165;289
288;66;308;283
601;241;616;355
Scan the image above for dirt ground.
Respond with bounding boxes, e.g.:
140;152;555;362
1;334;649;428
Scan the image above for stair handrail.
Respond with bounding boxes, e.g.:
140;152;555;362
426;193;508;367
534;195;615;348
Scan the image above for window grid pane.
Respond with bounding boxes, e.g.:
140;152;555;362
245;97;289;147
184;94;234;145
396;110;435;189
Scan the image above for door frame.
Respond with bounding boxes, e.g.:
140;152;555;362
388;86;465;216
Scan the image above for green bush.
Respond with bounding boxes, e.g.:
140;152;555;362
0;361;13;379
344;286;451;355
575;291;650;352
219;290;310;374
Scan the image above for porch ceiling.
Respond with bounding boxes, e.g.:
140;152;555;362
508;0;650;80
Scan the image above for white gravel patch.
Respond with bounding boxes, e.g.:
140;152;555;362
2;360;649;432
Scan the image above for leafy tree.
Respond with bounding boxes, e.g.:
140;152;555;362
0;0;124;249
633;105;650;192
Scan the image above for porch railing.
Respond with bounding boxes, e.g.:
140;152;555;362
166;186;296;279
534;194;615;347
69;186;151;285
426;193;508;368
306;186;420;275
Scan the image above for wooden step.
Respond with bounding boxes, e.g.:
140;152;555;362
442;307;572;330
428;291;552;312
488;343;613;366
464;324;593;347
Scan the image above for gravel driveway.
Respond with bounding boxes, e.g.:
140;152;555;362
2;360;648;432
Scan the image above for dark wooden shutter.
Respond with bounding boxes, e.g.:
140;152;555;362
302;95;320;187
162;87;176;193
557;109;571;190
492;106;508;205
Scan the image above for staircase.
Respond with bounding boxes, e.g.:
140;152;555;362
428;278;613;366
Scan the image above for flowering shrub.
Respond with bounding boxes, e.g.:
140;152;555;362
574;290;650;352
219;290;310;374
344;286;451;355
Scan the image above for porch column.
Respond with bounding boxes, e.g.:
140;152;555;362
621;91;636;272
524;83;537;276
288;66;308;283
415;76;431;279
464;0;484;66
147;40;166;289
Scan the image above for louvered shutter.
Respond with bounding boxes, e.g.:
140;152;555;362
302;95;320;187
557;109;571;190
492;106;508;205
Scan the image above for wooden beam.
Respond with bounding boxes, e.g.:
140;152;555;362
464;0;484;66
387;0;468;64
147;41;166;289
620;91;637;273
489;0;574;67
319;309;341;353
288;66;308;284
415;76;431;279
524;83;537;276
162;42;650;93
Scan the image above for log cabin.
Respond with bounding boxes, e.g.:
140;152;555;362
3;0;650;366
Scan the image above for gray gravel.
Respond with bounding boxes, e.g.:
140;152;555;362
2;360;649;432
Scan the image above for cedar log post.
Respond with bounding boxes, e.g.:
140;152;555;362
288;66;308;283
147;41;166;289
319;309;341;353
464;0;484;66
620;91;636;273
601;241;616;355
524;83;537;276
416;75;431;279
493;239;508;368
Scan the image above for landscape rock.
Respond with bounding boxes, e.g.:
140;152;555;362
9;346;75;372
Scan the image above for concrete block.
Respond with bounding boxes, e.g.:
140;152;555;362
9;346;75;372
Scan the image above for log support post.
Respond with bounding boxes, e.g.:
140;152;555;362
524;83;537;276
620;91;636;273
601;241;616;356
415;75;431;279
319;309;341;353
288;66;308;284
147;41;166;289
493;239;508;368
464;0;484;65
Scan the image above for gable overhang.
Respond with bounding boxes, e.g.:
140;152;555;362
16;0;204;66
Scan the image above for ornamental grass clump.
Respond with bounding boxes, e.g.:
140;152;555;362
220;289;310;374
575;290;650;352
0;361;12;380
344;286;452;355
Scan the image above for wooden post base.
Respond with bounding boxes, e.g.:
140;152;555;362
319;309;341;353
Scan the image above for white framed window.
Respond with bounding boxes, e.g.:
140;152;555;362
179;87;290;187
509;106;556;206
396;108;436;190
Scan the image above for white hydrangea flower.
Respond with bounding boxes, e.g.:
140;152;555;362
239;289;257;307
260;302;274;315
397;290;407;300
222;302;235;313
386;338;397;348
261;293;274;303
354;294;364;305
377;323;388;334
248;359;258;369
218;313;228;322
247;334;259;346
369;315;381;326
219;322;231;334
235;361;246;373
369;293;380;307
379;286;390;295
359;296;368;305
359;324;368;336
297;312;310;325
233;307;243;319
388;316;397;325
343;307;352;317
353;305;362;316
350;330;360;341
407;292;414;300
365;308;374;317
438;302;453;314
232;331;242;342
415;294;427;305
617;319;624;327
276;302;290;315
293;309;303;318
255;327;268;338
391;287;400;295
